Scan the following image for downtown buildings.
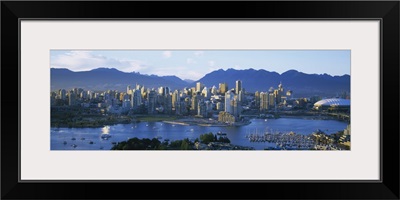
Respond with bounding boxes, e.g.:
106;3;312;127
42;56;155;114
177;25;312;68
50;81;296;123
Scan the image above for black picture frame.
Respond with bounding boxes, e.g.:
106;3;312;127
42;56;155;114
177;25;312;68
1;1;399;199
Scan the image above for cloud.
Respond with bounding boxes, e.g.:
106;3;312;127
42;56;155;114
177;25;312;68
162;51;172;58
50;51;148;72
186;58;196;64
208;60;215;67
194;51;204;57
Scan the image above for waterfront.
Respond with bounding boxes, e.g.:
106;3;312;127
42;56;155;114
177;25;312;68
51;118;348;150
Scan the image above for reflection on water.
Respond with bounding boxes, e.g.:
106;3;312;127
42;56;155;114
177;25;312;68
51;118;348;150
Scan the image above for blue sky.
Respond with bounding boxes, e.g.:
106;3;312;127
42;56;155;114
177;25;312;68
50;50;350;80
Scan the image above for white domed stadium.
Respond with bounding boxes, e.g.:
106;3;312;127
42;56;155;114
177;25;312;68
313;98;350;111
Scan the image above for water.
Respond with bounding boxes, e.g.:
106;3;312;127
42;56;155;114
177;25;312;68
51;118;348;150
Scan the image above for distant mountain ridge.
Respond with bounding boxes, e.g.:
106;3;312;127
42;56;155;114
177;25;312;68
51;68;188;92
51;68;350;97
195;68;350;97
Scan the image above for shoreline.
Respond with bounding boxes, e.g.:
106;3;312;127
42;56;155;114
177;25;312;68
51;115;348;128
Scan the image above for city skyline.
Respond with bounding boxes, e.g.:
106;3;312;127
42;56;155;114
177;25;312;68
50;50;351;80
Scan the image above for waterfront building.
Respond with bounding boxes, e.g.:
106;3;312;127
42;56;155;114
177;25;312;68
313;98;350;112
231;96;242;117
218;111;236;123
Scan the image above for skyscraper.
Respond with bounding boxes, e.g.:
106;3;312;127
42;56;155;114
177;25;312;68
235;80;242;94
224;90;234;114
68;90;76;106
127;85;132;95
147;90;157;114
219;83;228;94
131;89;142;108
255;91;260;108
196;82;203;92
260;92;269;111
172;90;180;111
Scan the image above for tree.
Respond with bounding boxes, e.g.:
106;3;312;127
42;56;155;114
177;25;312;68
199;132;215;144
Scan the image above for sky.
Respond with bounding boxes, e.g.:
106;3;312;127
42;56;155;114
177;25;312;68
50;50;350;80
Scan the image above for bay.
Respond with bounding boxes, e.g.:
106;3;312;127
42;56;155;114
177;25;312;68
51;118;348;150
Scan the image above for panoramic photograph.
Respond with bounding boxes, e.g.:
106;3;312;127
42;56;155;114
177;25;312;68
50;50;351;151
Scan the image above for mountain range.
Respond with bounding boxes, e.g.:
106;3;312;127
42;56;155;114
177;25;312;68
51;68;350;97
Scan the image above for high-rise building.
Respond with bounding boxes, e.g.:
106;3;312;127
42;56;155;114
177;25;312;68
68;90;76;106
211;86;218;95
172;90;180;111
201;87;209;98
191;94;199;111
196;82;203;92
219;83;228;94
127;85;132;95
147;90;157;114
286;90;293;99
260;92;269;111
59;89;66;100
269;92;275;107
224;90;234;114
235;80;242;94
255;91;260;108
158;87;165;96
231;96;241;117
131;89;142;108
197;100;207;117
216;102;224;111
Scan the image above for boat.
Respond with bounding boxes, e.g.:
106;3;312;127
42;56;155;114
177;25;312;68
71;137;76;140
111;141;117;145
71;144;77;148
265;119;268;122
63;141;67;145
155;136;162;139
217;131;227;136
89;141;94;144
99;146;104;150
101;134;112;140
81;137;85;140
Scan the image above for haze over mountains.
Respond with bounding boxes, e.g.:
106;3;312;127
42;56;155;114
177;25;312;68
51;68;350;97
